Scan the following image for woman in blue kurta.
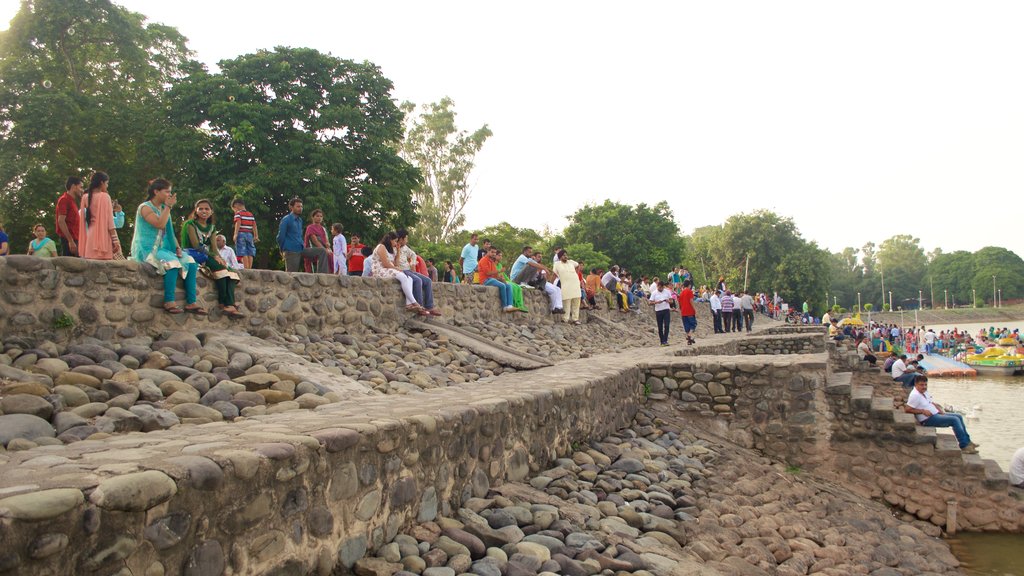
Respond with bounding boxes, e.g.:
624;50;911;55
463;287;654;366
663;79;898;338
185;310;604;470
130;179;206;315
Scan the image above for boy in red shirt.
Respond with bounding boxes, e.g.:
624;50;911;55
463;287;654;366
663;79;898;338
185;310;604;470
678;279;697;345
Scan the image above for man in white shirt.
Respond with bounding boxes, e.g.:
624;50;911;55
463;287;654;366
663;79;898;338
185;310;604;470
601;266;623;311
709;290;723;333
648;279;674;346
904;375;978;453
215;235;242;269
891;354;918;388
1010;447;1024;488
924;329;937;354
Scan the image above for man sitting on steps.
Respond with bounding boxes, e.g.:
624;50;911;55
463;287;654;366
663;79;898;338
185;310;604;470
891;354;918;388
904;374;979;454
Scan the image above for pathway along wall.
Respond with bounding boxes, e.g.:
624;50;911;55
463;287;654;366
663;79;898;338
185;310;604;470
0;256;560;341
0;352;641;575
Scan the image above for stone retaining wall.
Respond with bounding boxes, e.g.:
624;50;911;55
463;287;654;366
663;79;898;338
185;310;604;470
0;257;561;341
0;355;642;575
640;354;828;467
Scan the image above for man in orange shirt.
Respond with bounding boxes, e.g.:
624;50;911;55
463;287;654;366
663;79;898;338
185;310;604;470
477;247;515;312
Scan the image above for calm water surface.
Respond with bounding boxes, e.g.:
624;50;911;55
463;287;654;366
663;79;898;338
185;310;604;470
913;322;1024;574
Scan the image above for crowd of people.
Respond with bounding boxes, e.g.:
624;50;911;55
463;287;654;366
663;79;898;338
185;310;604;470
6;173;781;338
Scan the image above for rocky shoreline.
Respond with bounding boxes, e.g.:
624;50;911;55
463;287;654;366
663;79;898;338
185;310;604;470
345;405;963;576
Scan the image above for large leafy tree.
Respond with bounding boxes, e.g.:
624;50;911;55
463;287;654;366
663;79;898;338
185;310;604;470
928;250;976;306
0;0;195;249
972;246;1024;305
562;200;684;278
877;234;927;307
168;47;419;262
399;97;491;244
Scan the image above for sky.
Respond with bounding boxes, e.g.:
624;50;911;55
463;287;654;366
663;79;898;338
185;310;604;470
3;1;1022;259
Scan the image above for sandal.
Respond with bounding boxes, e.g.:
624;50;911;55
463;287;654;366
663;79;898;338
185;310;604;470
427;308;443;317
223;307;246;319
417;309;431;316
184;305;208;316
163;305;184;315
405;303;423;312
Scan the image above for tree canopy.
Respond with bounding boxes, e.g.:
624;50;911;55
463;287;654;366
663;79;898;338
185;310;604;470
0;0;193;247
562;200;684;278
399;97;491;244
168;46;419;261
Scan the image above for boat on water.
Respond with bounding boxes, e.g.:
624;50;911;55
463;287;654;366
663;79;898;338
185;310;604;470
964;347;1024;376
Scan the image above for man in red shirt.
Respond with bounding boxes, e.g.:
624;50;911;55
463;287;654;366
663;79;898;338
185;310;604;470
56;176;84;256
678;279;697;345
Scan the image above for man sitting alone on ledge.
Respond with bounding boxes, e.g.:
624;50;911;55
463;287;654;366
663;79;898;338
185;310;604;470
904;374;979;454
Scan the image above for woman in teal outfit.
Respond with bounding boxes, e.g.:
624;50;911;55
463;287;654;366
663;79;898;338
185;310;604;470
130;179;206;315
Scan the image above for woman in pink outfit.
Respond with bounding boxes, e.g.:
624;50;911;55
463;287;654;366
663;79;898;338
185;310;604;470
78;172;121;260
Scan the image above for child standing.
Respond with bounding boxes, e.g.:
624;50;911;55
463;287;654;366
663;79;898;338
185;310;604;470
331;223;348;275
231;198;258;269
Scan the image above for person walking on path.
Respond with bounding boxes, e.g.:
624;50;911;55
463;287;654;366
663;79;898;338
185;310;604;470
678;280;697;345
710;289;724;333
904;375;979;453
649;278;674;345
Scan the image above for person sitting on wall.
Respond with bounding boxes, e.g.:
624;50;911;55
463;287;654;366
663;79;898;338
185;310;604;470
476;246;516;313
904;374;979;454
856;336;877;366
891;354;918;388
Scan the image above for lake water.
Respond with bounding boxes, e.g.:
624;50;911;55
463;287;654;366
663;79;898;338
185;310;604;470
914;321;1024;575
921;321;1024;471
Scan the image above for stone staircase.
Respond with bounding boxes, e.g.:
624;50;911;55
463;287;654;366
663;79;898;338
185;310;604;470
817;340;1023;530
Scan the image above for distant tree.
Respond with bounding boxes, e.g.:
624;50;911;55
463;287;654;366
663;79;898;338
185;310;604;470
563;200;684;278
399;98;491;244
876;235;927;304
972;246;1024;304
0;0;196;249
169;47;419;264
683;225;725;287
928;250;976;305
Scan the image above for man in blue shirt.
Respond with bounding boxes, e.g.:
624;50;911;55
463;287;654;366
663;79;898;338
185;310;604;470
276;198;328;273
459;234;479;281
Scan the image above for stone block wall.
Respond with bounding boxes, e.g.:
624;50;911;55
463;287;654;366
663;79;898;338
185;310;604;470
0;257;559;340
0;355;642;575
737;334;822;355
641;355;828;466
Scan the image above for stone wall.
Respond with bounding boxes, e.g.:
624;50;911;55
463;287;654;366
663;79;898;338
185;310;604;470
0;354;642;575
640;355;828;467
0;256;561;341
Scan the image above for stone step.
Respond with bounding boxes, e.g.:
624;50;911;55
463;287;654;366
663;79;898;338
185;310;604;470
913;426;937;445
851;385;874;411
825;372;852;396
983;459;1009;490
893;412;918;430
962;453;985;475
870;397;895;421
934;434;962;457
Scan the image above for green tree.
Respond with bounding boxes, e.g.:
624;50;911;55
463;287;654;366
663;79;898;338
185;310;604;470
928;250;976;305
683;225;725;288
972;246;1024;305
168;47;419;264
0;0;195;249
876;235;927;307
399;98;491;244
562;200;684;278
687;211;829;312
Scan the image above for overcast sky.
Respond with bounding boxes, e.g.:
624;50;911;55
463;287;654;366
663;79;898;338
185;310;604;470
3;1;1022;259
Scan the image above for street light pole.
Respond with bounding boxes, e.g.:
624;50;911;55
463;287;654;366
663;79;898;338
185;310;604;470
889;290;893;311
857;292;861;314
973;288;976;308
998;289;1002;308
919;290;922;311
944;289;948;309
993;275;997;307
